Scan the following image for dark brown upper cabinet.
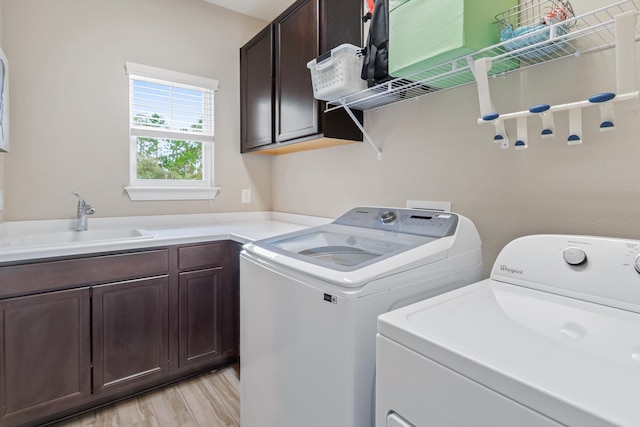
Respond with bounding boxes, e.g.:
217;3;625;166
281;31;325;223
241;25;274;151
240;0;363;154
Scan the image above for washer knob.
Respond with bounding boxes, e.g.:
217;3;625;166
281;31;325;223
380;211;397;224
563;247;587;265
634;254;640;275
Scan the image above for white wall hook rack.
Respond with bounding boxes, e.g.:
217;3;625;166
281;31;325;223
568;108;583;144
530;104;555;137
476;8;639;148
515;116;529;150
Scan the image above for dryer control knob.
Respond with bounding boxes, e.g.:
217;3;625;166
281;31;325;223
634;254;640;274
380;211;397;224
563;247;587;265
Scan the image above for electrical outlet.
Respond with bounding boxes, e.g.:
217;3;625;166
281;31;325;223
242;189;251;204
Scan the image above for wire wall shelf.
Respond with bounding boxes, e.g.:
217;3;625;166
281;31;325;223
325;0;640;114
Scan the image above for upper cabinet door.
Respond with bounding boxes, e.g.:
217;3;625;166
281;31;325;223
240;0;363;154
274;0;320;143
241;25;274;151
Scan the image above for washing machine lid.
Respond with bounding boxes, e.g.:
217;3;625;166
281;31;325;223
244;207;472;287
262;226;432;268
377;279;640;426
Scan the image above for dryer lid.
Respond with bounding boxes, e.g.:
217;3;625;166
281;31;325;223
377;280;640;426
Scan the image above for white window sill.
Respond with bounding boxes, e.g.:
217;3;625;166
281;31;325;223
124;186;220;201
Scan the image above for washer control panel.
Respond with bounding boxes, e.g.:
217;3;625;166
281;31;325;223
334;207;459;238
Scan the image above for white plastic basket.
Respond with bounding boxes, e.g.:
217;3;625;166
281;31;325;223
307;44;367;101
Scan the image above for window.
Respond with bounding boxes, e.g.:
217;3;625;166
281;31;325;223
124;62;219;201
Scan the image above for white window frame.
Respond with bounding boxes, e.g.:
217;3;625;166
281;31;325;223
124;62;220;201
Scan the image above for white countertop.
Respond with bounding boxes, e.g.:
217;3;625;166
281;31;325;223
0;211;332;264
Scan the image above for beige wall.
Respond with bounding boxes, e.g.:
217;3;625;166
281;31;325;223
272;0;640;275
2;0;271;221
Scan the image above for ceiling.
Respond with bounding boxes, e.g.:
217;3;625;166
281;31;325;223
203;0;296;21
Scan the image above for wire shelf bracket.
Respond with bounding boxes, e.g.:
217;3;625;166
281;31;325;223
340;99;382;160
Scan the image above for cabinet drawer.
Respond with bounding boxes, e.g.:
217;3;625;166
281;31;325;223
178;242;223;271
0;250;169;299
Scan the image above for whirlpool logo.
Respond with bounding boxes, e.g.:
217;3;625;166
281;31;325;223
500;264;523;275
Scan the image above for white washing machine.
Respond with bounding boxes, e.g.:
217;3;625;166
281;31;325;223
240;206;483;427
377;234;640;427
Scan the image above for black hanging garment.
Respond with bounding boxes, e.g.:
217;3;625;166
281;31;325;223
361;0;390;87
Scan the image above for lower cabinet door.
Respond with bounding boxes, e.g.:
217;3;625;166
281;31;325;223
178;268;223;370
92;276;169;395
0;288;91;426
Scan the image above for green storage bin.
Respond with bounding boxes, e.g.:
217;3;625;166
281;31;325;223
389;0;518;84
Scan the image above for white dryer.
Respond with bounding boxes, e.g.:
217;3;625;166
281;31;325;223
377;234;640;427
240;206;483;427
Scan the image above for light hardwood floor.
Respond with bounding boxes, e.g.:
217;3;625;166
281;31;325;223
52;364;240;427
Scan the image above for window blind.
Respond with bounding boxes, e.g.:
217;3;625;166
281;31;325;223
126;62;218;143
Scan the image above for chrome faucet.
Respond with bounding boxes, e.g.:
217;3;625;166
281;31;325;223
71;191;95;231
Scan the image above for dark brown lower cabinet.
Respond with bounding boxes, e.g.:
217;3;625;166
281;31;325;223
0;288;92;426
178;268;222;369
92;276;170;395
221;242;241;357
0;241;239;427
175;242;241;371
